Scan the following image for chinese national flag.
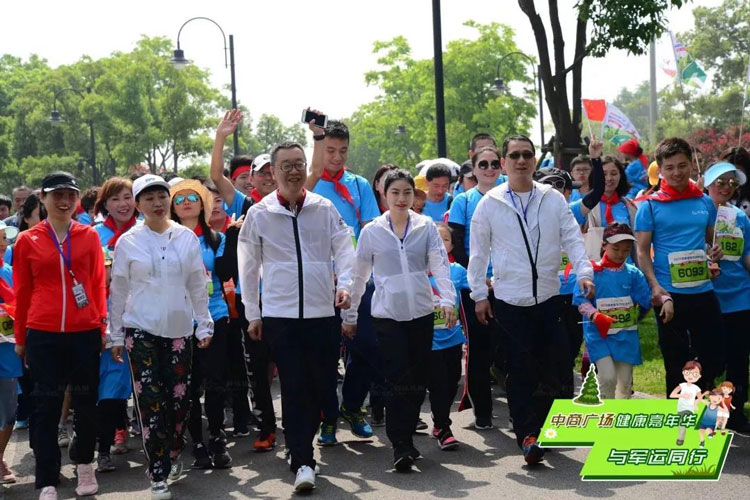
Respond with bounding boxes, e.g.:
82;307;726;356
582;99;607;122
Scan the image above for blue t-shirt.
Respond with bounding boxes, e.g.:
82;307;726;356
3;246;11;266
223;188;248;220
431;263;468;351
454;182;465;195
634;195;718;294
423;194;452;222
77;211;92;226
625;159;648;199
559;251;577;295
570;198;631;227
0;265;21;378
573;263;651;365
199;233;229;321
313;171;380;240
569;189;583;203
449;186;493;254
713;205;750;313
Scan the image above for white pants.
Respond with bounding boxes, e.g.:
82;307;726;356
595;357;633;399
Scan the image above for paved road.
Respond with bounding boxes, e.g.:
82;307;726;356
3;382;749;500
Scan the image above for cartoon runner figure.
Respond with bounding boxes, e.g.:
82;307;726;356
715;381;736;435
669;361;702;446
697;390;723;447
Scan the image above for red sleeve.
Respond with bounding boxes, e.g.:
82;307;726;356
88;231;108;336
12;236;32;345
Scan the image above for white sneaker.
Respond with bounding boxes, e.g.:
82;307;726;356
57;426;70;447
168;461;183;482
75;463;98;496
39;486;58;500
151;480;172;500
294;465;316;492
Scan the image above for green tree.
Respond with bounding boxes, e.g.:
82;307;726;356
574;365;603;405
250;113;307;156
518;0;688;168
347;21;537;179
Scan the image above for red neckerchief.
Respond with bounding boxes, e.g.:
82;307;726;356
601;193;620;224
103;214;137;249
0;278;16;310
640;179;704;202
250;188;263;203
220;216;231;233
277;189;306;214
321;168;360;220
193;223;204;237
592;254;625;272
448;253;455;263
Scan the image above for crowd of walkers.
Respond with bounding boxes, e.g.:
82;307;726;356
1;107;749;499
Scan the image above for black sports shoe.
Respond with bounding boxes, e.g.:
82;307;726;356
209;431;232;469
192;442;213;469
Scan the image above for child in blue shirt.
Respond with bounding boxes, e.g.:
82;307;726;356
428;223;468;450
574;223;655;399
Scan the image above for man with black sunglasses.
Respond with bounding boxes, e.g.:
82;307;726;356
468;134;594;466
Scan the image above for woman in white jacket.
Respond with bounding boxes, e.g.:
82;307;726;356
109;175;213;500
343;169;456;472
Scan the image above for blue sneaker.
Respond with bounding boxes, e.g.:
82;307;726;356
13;419;29;430
340;406;374;438
522;435;545;465
316;423;338;446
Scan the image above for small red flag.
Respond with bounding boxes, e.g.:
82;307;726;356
582;99;607;122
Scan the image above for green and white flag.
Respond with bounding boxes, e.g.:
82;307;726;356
669;31;707;88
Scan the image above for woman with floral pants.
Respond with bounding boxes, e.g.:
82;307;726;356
109;176;213;500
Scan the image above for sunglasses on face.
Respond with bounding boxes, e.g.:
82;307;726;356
506;151;535;160
477;160;501;170
174;193;200;205
715;179;739;188
545;178;567;191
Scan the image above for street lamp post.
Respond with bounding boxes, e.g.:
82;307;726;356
492;51;545;147
431;0;447;158
49;88;98;185
171;17;239;156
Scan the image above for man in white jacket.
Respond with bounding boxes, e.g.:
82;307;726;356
237;141;355;492
468;135;595;466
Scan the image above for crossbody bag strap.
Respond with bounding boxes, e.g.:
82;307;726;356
515;213;538;304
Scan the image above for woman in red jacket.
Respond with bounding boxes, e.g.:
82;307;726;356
13;172;107;500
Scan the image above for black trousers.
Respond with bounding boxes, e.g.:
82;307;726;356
494;297;571;448
263;316;339;472
559;294;584;391
459;290;497;418
724;309;750;427
655;291;725;397
188;318;230;441
97;399;127;453
429;343;463;430
247;336;276;434
26;329;101;489
374;314;433;448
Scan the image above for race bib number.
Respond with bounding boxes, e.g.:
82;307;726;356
716;206;744;261
596;296;637;334
559;251;570;278
668;249;709;288
432;291;458;328
0;305;13;339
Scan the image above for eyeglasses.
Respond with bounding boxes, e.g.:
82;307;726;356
507;151;535;160
544;178;567;191
173;193;200;205
278;162;307;173
714;179;739;188
477;160;501;170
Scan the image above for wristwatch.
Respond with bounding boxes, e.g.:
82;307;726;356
313;134;326;142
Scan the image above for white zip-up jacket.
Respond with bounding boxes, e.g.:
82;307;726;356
238;190;355;322
468;181;593;306
343;211;455;324
109;221;214;345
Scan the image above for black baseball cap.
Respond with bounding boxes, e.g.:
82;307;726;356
459;160;475;179
603;222;637;244
41;171;80;193
534;167;582;190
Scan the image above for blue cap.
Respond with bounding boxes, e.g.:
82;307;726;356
704;162;747;187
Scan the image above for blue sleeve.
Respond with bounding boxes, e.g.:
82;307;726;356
625;160;645;185
741;211;750;257
448;193;467;225
706;196;718;226
634;200;654;232
77;212;91;225
357;177;381;223
4;246;11;265
572;278;587;306
452;264;470;292
216;232;226;258
569;200;586;226
631;267;652;309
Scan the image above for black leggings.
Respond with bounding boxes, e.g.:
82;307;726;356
98;399;128;453
188;318;230;441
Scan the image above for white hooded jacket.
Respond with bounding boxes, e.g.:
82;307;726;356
237;190;355;322
343;211;455;324
468;181;593;306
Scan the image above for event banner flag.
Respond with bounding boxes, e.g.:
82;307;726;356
669;31;707;88
538;367;733;480
600;103;640;139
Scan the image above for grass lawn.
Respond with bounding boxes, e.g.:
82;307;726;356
574;310;750;417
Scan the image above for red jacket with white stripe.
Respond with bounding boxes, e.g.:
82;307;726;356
13;221;107;345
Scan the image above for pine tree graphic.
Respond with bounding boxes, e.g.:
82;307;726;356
573;365;603;406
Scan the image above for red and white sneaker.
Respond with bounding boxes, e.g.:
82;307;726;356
111;429;129;455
